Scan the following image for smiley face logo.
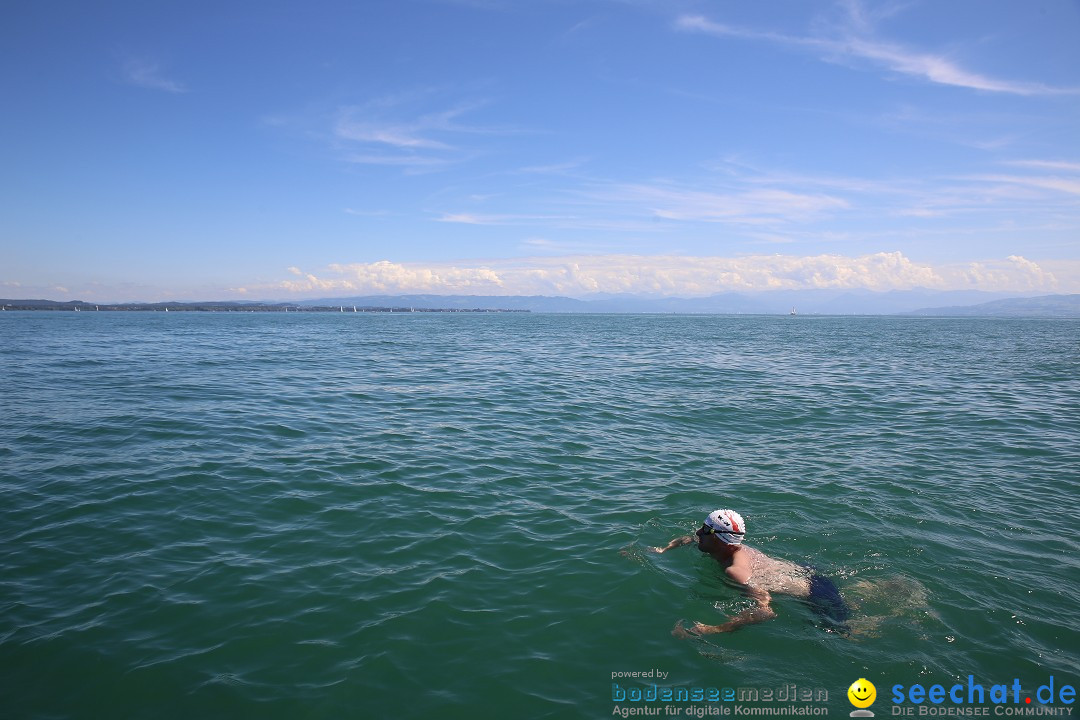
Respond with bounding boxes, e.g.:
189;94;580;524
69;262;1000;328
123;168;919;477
848;678;876;709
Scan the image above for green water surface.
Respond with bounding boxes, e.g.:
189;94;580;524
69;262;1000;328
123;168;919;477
1;313;1077;719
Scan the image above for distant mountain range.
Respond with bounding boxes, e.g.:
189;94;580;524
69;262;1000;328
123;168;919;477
5;291;1079;316
298;290;1079;316
901;293;1080;317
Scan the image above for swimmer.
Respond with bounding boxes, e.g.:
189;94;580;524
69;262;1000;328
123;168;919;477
652;509;849;635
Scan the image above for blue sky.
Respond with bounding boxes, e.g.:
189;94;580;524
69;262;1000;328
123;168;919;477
3;0;1079;301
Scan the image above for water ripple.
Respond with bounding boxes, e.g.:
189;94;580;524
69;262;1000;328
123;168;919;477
1;313;1078;718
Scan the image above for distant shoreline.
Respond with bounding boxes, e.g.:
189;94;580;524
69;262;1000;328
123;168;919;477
3;292;1079;316
0;301;528;313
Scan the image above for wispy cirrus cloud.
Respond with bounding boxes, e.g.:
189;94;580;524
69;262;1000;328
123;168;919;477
1004;160;1080;172
511;159;590;175
431;169;855;233
436;212;577;225
675;8;1079;96
588;183;850;224
518;237;615;255
429;157;1080;239
343;154;456;170
121;58;187;93
670;158;1080;224
333;93;524;171
874;104;1033;151
965;174;1080;197
951;161;1080;204
344;208;391;217
335;102;474;150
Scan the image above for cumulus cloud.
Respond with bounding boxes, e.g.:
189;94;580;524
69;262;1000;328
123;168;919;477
270;252;1061;297
953;255;1058;291
277;260;506;295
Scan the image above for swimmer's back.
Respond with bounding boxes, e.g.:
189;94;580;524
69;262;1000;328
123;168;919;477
743;547;812;597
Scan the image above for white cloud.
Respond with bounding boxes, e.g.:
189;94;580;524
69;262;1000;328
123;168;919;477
955;256;1058;291
10;254;1067;304
603;184;850;224
344;154;454;170
425;157;1080;244
675;11;1078;96
520;237;558;251
966;174;1080;197
512;159;590;175
332;95;522;171
895;207;946;218
269;252;1062;297
1037;259;1080;288
436;212;576;225
1005;160;1080;173
122;59;187;93
335;119;452;150
275;261;505;295
841;38;1072;96
432;179;853;233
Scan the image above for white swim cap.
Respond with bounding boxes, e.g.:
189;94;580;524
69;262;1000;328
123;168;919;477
704;509;745;545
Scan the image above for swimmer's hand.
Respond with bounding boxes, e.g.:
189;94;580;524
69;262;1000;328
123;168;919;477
679;605;777;637
672;620;725;637
689;621;725;635
653;536;695;554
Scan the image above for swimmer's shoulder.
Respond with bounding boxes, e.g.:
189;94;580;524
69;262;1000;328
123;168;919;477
725;565;751;584
725;547;754;584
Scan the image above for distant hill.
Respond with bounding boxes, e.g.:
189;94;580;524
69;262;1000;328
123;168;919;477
905;294;1080;317
0;299;524;313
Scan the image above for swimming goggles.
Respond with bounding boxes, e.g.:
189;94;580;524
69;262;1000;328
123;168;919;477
698;524;744;537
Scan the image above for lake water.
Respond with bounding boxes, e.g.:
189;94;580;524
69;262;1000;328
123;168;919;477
2;312;1078;719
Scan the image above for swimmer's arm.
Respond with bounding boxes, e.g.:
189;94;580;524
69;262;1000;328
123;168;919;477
651;536;696;553
685;587;776;635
